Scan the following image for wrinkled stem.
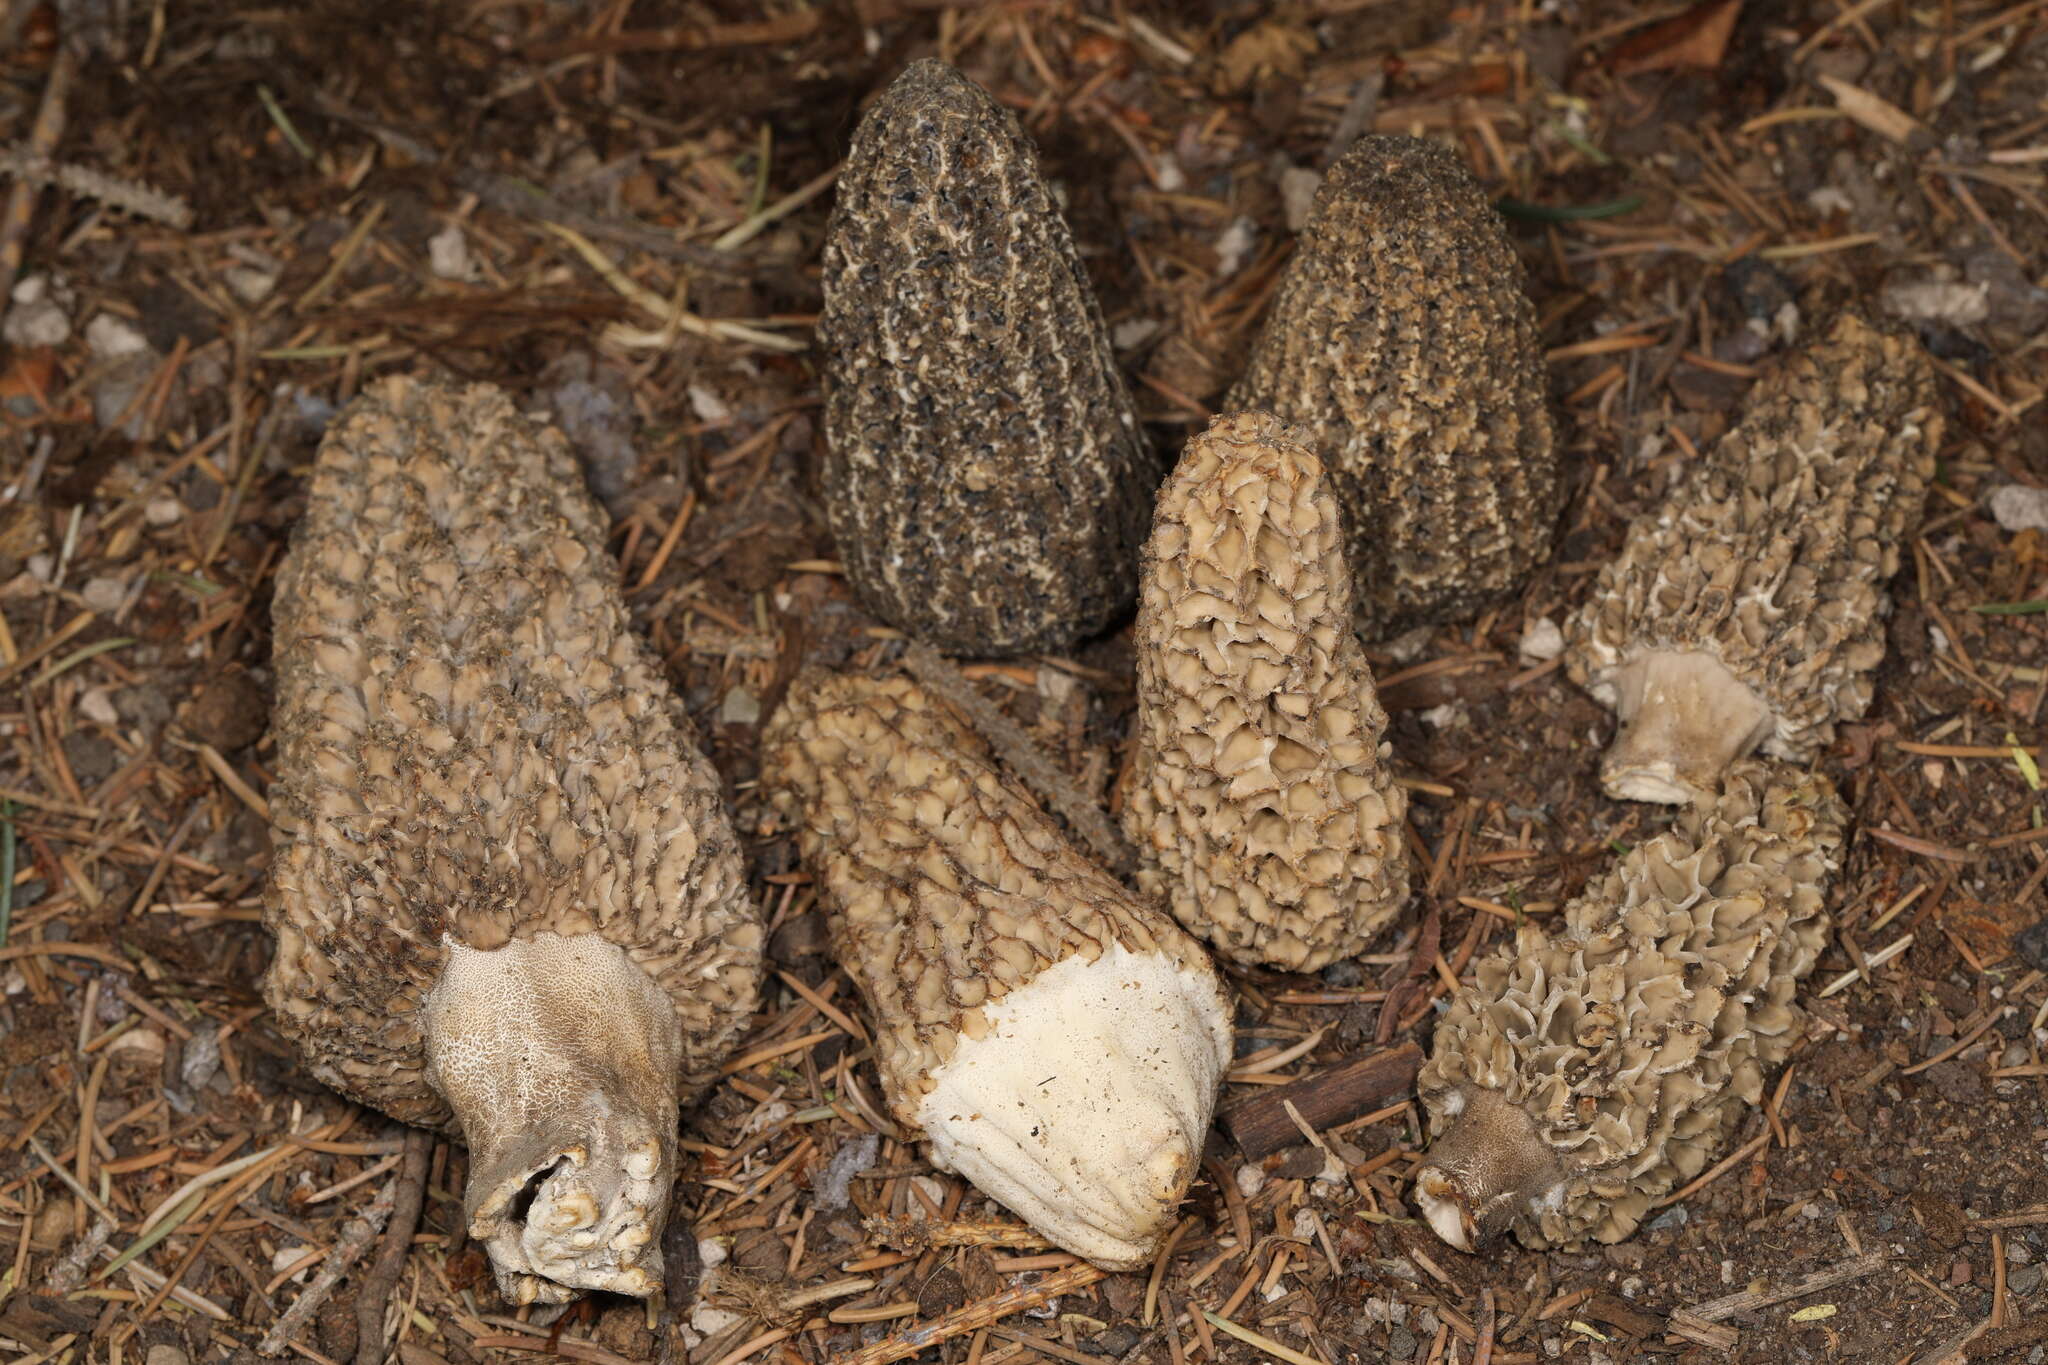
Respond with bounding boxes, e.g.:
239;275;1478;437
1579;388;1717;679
423;933;681;1305
1602;650;1775;805
1412;1087;1564;1252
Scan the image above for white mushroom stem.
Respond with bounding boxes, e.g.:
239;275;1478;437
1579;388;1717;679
422;933;681;1306
1601;650;1775;805
1410;1087;1565;1253
916;943;1229;1271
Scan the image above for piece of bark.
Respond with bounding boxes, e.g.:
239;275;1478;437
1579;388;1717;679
1219;1042;1422;1159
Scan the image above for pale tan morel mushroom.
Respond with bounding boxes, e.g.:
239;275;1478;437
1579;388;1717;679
1124;412;1410;972
1412;760;1847;1250
263;377;763;1305
1564;311;1940;804
761;671;1233;1269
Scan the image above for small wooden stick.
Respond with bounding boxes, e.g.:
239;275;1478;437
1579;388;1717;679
1219;1042;1422;1159
861;1213;1051;1253
353;1128;434;1365
258;1174;398;1356
901;642;1134;875
0;40;76;309
1675;1251;1888;1326
827;1261;1106;1365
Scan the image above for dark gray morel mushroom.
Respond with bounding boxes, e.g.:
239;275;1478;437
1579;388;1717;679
818;59;1155;657
1124;412;1410;972
1413;761;1846;1250
1227;134;1558;638
263;377;764;1306
762;671;1233;1269
1563;311;1940;804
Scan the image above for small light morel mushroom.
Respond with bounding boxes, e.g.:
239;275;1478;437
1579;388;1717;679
1124;411;1410;972
1412;760;1847;1250
817;59;1155;656
1227;134;1559;639
263;377;763;1305
761;671;1233;1269
1564;311;1941;804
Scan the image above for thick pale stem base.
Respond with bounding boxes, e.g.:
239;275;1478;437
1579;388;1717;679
917;944;1232;1271
423;933;682;1305
1602;650;1775;805
1412;1087;1564;1252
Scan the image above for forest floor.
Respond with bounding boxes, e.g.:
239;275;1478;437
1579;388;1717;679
1;2;2046;1363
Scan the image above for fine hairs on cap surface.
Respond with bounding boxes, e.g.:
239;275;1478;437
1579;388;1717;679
1564;309;1940;805
760;669;1234;1270
1125;410;1410;972
263;375;763;1305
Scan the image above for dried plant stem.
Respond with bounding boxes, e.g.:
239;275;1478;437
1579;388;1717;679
901;642;1135;876
862;1214;1050;1253
0;144;194;229
354;1128;434;1365
828;1262;1106;1365
258;1173;399;1357
0;41;76;309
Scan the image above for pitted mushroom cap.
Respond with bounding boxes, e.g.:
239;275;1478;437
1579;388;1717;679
1564;310;1940;794
1125;411;1411;971
817;59;1155;656
1227;134;1559;638
263;376;764;1129
1416;760;1846;1248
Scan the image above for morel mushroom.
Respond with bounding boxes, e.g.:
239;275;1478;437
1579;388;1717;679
1564;311;1940;804
1413;760;1846;1250
1227;134;1558;638
761;671;1232;1269
264;377;763;1305
818;59;1155;656
1124;412;1410;971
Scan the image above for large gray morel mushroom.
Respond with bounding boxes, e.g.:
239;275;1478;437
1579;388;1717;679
1564;311;1940;804
817;59;1155;657
761;671;1233;1269
1124;411;1410;972
1412;760;1846;1251
264;377;764;1306
1227;134;1558;639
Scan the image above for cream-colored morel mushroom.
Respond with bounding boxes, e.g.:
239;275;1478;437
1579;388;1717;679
1124;412;1410;972
1564;311;1940;804
1413;760;1846;1250
264;377;763;1306
761;671;1233;1269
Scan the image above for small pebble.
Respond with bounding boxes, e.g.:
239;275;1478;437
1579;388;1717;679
1992;483;2048;534
1520;615;1565;662
1950;1257;1972;1286
1385;1325;1417;1361
2010;1263;2044;1296
85;312;150;360
145;497;184;527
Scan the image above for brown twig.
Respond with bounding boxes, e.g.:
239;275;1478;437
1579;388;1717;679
1218;1042;1423;1159
354;1127;434;1365
901;641;1136;875
0;39;75;310
258;1172;399;1357
861;1214;1051;1253
827;1261;1107;1365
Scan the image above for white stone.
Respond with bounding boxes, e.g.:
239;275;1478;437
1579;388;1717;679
1520;615;1565;663
85;313;150;360
429;224;478;282
1990;483;2048;534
